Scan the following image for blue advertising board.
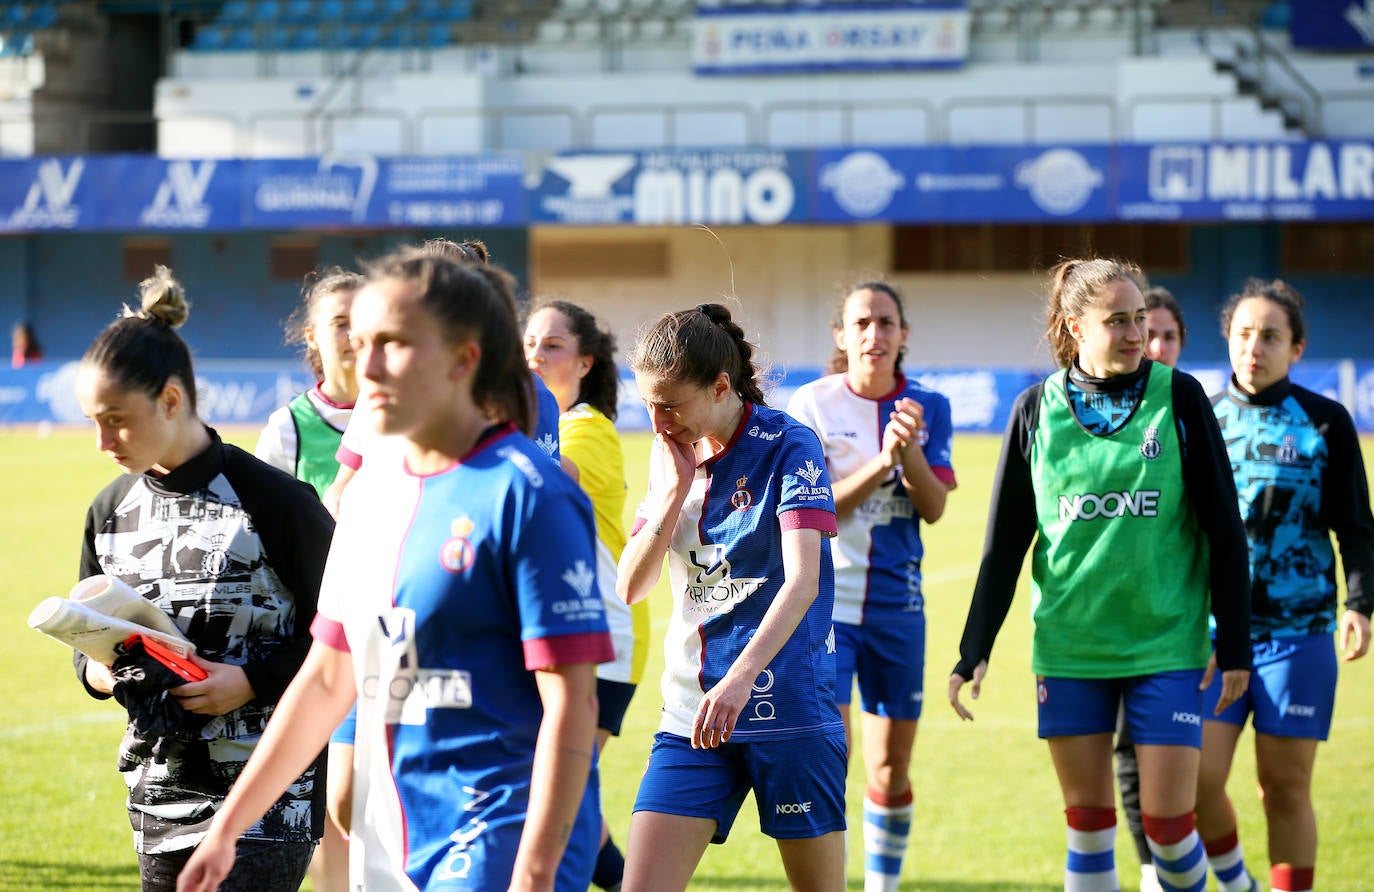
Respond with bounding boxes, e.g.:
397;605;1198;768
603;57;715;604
531;149;811;225
1289;0;1374;50
0;155;526;233
814;146;1114;222
2;142;1374;232
6;360;1374;433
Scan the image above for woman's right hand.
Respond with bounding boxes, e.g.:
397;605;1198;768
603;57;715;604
176;828;236;891
948;660;987;721
84;658;116;695
650;433;696;499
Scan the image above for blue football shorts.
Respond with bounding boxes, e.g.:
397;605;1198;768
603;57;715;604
1036;669;1206;747
1204;633;1336;740
632;730;847;842
834;616;925;720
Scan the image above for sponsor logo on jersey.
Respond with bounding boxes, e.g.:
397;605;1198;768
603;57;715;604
1140;426;1162;460
685;545;765;616
534;432;558;458
793;458;831;503
775;801;813;814
562;559;596;598
748;425;781;441
1172;710;1201;726
498;445;545;487
748;668;778;723
439;516;477;573
831;430;858;439
1057;490;1161;522
730;475;753;511
364;608;474;724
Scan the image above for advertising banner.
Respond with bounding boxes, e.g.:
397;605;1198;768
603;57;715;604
531;148;810;225
692;1;971;75
814;145;1114;222
1289;0;1374;50
0;155;525;233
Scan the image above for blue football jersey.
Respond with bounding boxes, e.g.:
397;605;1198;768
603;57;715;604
314;425;612;891
637;403;844;742
788;373;956;624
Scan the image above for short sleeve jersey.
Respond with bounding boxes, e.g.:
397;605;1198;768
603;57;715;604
787;373;956;625
80;431;333;854
312;425;613;891
637;403;843;742
1212;377;1374;639
560;402;650;685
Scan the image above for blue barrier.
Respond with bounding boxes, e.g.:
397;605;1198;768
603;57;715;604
7;360;1373;433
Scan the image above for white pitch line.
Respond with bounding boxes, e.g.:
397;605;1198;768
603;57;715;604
0;711;124;741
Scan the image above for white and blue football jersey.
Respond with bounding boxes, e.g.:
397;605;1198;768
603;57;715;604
787;374;955;625
638;403;843;742
313;424;612;892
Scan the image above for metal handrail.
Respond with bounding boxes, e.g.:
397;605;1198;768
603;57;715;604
1249;24;1324;136
939;95;1119;144
761;98;939;147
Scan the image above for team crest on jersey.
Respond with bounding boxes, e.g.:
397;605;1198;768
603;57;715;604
730;475;753;511
439;516;477;573
1140;426;1161;460
1277;434;1299;464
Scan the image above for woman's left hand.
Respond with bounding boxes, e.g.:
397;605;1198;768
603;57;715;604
692;673;753;749
171;658;256;716
1339;609;1371;662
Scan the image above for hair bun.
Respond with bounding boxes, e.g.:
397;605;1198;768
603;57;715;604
133;265;190;328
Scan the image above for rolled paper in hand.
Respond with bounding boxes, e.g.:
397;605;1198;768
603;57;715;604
68;575;187;642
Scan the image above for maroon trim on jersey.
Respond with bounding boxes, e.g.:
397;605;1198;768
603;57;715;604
931;465;957;486
844;372;907;403
780;507;838;537
311;614;350;652
335;444;363;470
312;384;356;410
523;630;615;672
701;403;754;468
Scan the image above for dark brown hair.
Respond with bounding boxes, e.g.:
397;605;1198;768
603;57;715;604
827;281;910;376
1143;286;1187;348
530;300;620;421
631;303;767;406
1045;258;1145;369
82;265;198;413
1220;278;1306;346
285;267;365;379
364;249;534;434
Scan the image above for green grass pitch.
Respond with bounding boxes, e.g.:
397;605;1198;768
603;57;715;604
2;426;1371;890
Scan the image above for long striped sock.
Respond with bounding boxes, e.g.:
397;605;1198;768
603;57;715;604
1271;864;1315;892
1203;828;1256;891
863;788;913;892
1064;806;1118;892
1143;813;1207;892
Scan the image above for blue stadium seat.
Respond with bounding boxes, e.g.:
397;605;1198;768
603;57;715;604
2;5;28;27
290;22;321;45
27;3;56;29
381;0;408;17
378;22;414;45
258;23;291;48
224;24;255;49
254;0;282;21
320;22;358;45
191;22;230;49
355;22;382;43
317;0;344;18
281;0;316;23
345;0;384;22
218;0;253;22
419;20;450;44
